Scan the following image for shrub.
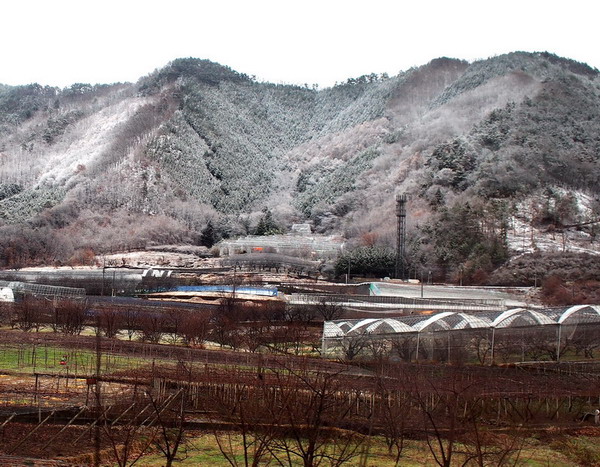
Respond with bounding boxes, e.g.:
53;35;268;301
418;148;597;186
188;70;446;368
335;246;395;278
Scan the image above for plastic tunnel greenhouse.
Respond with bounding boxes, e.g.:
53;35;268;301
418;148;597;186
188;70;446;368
322;305;600;364
0;280;86;301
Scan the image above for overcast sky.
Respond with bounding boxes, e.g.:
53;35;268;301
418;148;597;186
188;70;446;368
1;0;598;88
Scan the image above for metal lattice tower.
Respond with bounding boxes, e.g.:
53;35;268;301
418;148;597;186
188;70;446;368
395;194;407;280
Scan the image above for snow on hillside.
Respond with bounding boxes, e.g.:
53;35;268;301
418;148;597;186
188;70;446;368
36;96;155;187
507;189;600;257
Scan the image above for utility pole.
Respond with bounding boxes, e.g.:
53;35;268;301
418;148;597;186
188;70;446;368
101;257;106;297
395;194;407;281
112;269;115;297
94;312;102;466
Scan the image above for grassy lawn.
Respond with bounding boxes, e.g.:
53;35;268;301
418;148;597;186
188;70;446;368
0;344;158;375
132;432;584;466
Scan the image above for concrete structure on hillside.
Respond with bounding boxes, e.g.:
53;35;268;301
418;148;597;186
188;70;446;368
291;223;312;235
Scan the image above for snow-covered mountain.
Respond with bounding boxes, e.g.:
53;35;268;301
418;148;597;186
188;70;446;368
1;53;599;282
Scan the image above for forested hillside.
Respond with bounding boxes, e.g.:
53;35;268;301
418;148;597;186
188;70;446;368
1;53;599;284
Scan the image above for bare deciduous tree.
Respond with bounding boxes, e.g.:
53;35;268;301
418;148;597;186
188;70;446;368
123;309;139;341
390;336;417;362
101;395;156;467
179;311;211;347
149;389;190;467
139;313;166;344
268;364;366;467
11;296;43;332
211;382;280;466
98;307;122;338
315;297;344;321
340;332;369;361
54;299;88;335
372;364;412;466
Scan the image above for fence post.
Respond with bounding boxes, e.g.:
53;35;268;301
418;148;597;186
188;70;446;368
556;324;562;362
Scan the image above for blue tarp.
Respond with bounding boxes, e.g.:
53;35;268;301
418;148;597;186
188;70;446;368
172;285;278;297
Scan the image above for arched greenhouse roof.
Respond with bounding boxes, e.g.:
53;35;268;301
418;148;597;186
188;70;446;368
558;304;600;324
491;309;557;328
322;305;600;339
364;318;415;334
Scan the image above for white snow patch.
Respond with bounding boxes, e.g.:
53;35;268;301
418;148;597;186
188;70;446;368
36;96;155;187
507;189;600;256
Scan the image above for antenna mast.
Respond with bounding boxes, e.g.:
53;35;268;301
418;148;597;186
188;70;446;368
395;194;407;280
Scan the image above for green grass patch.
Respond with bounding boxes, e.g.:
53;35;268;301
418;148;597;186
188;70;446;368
123;432;584;466
548;436;600;466
0;344;155;376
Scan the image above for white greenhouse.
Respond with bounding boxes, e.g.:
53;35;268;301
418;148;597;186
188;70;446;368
322;305;600;364
0;281;86;302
